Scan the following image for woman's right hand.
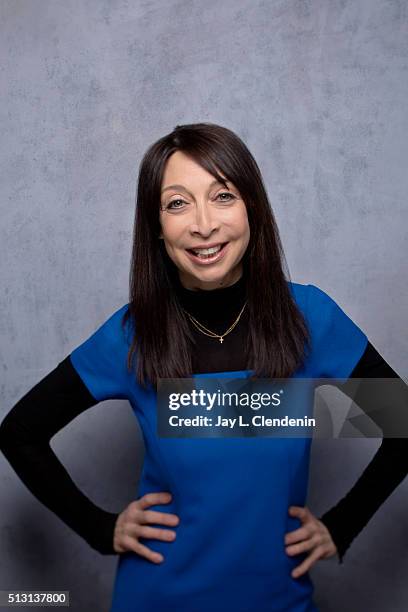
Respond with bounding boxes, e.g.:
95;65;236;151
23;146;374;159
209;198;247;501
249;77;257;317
113;492;179;563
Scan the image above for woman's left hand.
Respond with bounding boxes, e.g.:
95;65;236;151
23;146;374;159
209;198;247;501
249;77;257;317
285;506;338;578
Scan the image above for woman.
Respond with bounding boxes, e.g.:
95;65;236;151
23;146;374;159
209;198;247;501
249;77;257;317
1;123;407;612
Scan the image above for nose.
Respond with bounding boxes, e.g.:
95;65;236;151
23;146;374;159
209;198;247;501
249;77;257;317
189;202;220;238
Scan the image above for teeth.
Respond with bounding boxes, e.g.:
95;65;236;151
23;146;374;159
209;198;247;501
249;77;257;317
192;244;223;256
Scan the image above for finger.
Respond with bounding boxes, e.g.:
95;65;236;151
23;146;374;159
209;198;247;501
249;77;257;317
127;504;179;525
138;492;173;509
291;547;323;578
285;524;315;545
142;510;180;526
286;534;320;556
137;525;177;542
288;506;310;520
120;535;165;564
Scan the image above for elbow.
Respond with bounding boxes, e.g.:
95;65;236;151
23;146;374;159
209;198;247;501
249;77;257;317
0;412;19;456
0;408;35;458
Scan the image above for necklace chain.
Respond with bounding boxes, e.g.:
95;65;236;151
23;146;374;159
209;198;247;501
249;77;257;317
182;301;247;343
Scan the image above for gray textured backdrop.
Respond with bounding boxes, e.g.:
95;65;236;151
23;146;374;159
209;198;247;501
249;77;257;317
1;1;407;611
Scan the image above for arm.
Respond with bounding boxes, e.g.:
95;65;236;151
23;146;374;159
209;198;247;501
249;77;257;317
0;356;119;554
319;341;408;563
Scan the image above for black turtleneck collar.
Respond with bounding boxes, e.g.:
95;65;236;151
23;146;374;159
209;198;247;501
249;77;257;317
173;271;248;328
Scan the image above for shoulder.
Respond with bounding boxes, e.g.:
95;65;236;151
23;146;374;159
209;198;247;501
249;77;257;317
287;282;368;377
82;303;132;345
96;303;133;344
287;281;321;320
287;281;353;323
69;303;133;402
287;281;309;311
97;302;130;327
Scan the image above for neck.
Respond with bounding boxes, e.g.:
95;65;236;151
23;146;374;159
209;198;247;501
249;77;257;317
174;266;248;328
178;265;243;292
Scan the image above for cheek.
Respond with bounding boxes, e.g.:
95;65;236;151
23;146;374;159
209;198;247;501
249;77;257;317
161;220;180;246
160;222;184;251
229;204;250;236
234;214;250;242
234;219;250;255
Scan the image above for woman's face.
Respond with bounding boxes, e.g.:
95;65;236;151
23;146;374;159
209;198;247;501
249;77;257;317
159;151;250;291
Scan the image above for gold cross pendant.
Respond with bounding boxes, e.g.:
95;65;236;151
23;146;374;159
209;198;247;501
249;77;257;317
219;337;224;344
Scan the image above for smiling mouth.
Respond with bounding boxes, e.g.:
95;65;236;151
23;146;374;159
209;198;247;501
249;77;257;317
186;242;228;259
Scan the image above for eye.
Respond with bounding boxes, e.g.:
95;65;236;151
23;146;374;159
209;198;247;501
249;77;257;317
166;198;186;209
216;192;236;202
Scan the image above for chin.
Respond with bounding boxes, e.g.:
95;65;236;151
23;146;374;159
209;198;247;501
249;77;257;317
186;266;239;287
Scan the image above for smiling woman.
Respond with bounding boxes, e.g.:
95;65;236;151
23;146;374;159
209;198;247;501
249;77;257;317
1;122;407;612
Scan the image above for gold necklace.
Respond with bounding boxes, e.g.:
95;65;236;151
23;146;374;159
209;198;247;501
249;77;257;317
182;301;247;344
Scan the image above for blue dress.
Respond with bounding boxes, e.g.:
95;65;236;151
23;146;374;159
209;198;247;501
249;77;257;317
69;282;368;612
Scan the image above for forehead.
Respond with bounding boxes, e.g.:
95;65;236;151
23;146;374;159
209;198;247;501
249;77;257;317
161;151;227;189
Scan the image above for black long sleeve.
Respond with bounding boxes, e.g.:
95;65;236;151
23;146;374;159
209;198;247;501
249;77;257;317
0;357;119;554
319;341;408;563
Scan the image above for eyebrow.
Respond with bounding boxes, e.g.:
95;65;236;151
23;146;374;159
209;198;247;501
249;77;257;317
161;178;228;195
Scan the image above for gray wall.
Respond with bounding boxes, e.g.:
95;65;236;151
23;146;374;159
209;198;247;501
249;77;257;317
1;1;407;610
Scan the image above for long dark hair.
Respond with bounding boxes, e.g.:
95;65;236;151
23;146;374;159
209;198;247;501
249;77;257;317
122;123;310;389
